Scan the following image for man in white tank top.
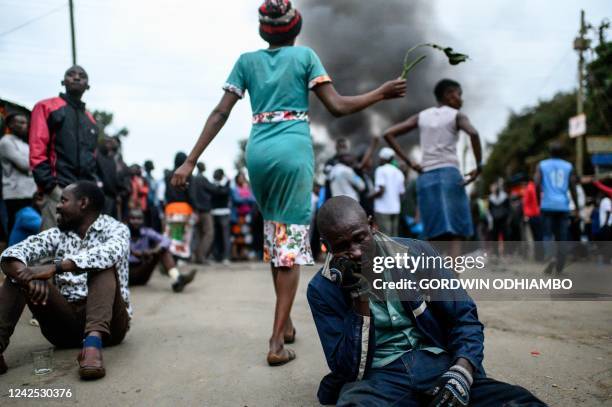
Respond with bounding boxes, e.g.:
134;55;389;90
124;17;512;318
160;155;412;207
382;79;482;181
382;79;483;256
418;105;461;171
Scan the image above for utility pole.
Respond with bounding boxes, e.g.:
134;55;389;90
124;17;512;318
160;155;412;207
69;0;77;65
599;19;610;46
573;10;590;177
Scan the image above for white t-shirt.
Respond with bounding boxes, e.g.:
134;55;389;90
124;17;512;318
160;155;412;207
599;197;612;227
374;164;405;214
329;163;365;201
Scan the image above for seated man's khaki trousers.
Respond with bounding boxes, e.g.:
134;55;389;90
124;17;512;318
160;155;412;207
0;266;129;353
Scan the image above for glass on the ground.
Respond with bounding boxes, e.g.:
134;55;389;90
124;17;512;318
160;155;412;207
31;348;54;375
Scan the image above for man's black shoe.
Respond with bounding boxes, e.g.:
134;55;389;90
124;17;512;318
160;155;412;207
171;269;197;293
543;260;556;275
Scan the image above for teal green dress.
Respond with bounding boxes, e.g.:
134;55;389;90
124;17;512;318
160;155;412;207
223;46;330;226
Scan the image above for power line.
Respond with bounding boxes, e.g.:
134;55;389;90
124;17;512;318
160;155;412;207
535;49;573;97
0;2;67;39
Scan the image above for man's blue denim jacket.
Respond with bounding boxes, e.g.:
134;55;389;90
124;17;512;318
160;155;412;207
306;235;485;405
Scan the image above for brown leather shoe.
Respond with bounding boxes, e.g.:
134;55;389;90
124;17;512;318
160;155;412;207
0;353;7;375
77;347;105;380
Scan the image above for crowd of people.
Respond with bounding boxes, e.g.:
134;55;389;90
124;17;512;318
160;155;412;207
323;106;610;275
475;145;612;269
0;87;261;271
0;65;261;380
0;0;608;405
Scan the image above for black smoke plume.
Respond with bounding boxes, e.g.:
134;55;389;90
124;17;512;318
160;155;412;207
299;0;445;149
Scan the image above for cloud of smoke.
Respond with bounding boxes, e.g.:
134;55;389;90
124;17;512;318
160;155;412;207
299;0;446;150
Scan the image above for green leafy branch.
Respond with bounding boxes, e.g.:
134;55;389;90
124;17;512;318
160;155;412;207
400;43;469;79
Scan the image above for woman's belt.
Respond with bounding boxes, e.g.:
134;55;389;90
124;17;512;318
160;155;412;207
252;110;309;124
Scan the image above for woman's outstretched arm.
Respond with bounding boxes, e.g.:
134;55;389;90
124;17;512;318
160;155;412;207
313;79;406;118
171;92;240;188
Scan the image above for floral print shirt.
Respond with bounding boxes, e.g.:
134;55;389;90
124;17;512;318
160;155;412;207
1;215;133;317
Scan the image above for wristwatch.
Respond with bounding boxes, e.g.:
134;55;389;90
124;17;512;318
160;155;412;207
54;258;63;275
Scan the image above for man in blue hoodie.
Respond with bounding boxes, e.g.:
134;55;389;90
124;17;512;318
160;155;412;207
307;196;545;406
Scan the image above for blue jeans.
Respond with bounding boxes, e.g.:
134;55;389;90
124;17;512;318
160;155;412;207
337;350;545;406
541;211;569;272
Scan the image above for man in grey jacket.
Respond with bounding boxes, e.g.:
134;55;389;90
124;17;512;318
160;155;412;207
0;114;37;233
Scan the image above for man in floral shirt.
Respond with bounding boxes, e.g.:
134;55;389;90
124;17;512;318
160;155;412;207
0;181;131;380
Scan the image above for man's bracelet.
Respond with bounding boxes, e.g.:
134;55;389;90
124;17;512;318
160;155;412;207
54;258;63;275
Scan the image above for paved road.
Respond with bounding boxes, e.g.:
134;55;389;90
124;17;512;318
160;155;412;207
1;261;611;406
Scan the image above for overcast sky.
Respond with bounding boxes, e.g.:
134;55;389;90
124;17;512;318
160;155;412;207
1;0;609;179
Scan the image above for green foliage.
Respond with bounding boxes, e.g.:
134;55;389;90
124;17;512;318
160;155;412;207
585;41;612;135
400;43;469;79
481;92;577;190
481;39;611;190
92;110;129;141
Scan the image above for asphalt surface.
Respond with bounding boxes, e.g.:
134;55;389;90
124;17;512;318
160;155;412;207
0;260;611;406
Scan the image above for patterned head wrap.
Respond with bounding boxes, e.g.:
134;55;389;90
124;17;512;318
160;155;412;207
258;0;302;44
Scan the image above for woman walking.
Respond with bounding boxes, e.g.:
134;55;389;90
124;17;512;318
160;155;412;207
172;0;406;365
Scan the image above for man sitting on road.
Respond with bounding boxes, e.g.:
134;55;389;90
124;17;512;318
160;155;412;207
128;208;196;292
307;196;546;406
0;181;131;380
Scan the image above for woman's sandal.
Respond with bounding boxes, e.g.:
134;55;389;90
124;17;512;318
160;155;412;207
267;347;296;366
284;328;296;344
